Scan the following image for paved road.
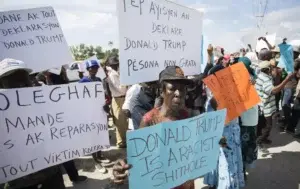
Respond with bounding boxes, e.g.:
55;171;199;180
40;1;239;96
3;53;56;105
64;127;300;189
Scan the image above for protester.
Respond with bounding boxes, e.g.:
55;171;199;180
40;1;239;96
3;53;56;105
122;84;142;130
293;77;300;138
204;64;245;189
204;64;225;112
123;82;156;130
204;44;214;76
186;75;206;115
246;51;260;75
286;59;300;134
42;66;88;183
238;57;259;179
78;59;112;173
105;56;128;148
269;59;283;113
112;66;196;189
44;67;69;85
0;58;66;189
255;49;294;150
78;59;111;104
280;70;297;132
279;47;300;133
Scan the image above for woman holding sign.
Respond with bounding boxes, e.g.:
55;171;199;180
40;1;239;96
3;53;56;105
203;64;245;189
236;57;258;180
0;59;65;189
111;66;195;189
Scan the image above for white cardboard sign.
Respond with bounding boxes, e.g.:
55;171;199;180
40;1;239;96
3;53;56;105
255;33;276;52
117;0;203;85
0;6;73;73
0;83;109;183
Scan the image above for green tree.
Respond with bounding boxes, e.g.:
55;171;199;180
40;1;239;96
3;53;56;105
70;43;118;61
95;46;105;60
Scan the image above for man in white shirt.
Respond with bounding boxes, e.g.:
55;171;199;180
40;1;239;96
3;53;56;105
106;57;128;148
122;84;141;130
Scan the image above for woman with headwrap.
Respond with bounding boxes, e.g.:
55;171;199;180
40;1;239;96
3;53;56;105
204;64;245;189
237;57;259;180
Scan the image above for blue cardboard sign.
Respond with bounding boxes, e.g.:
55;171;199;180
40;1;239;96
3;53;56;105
278;43;294;73
126;109;226;189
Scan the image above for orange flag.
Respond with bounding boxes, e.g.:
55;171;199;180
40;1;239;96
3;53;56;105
203;63;261;124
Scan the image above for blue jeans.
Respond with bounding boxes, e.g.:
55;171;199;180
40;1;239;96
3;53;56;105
282;88;292;107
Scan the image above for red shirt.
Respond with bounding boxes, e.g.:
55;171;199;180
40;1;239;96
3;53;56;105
141;107;194;189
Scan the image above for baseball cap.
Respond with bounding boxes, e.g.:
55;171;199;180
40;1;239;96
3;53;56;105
159;66;192;84
0;58;32;78
259;61;271;69
85;59;99;69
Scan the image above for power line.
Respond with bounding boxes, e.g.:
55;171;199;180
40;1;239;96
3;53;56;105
253;0;269;29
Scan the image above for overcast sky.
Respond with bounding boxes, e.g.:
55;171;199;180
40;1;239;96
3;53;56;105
1;0;300;53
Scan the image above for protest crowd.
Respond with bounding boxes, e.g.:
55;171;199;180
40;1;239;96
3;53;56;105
1;2;300;189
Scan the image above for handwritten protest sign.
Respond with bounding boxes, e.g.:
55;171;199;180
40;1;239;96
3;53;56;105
117;0;203;85
255;33;276;52
127;109;226;189
203;63;260;123
277;43;294;73
0;7;73;73
0;83;109;183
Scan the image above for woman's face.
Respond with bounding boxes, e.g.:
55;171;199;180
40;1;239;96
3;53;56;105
162;81;186;111
0;70;31;89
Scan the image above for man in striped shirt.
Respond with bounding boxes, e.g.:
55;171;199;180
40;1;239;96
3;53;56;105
255;49;293;149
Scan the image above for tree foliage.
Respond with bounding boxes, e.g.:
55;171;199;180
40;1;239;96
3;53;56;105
70;43;119;62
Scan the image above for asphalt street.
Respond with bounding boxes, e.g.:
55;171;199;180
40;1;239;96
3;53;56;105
64;126;300;189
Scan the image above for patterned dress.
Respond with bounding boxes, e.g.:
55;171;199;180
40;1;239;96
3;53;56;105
204;119;245;189
141;107;194;189
240;105;259;169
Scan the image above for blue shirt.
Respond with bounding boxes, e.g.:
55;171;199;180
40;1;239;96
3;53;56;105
78;76;101;83
79;76;111;98
130;88;154;130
